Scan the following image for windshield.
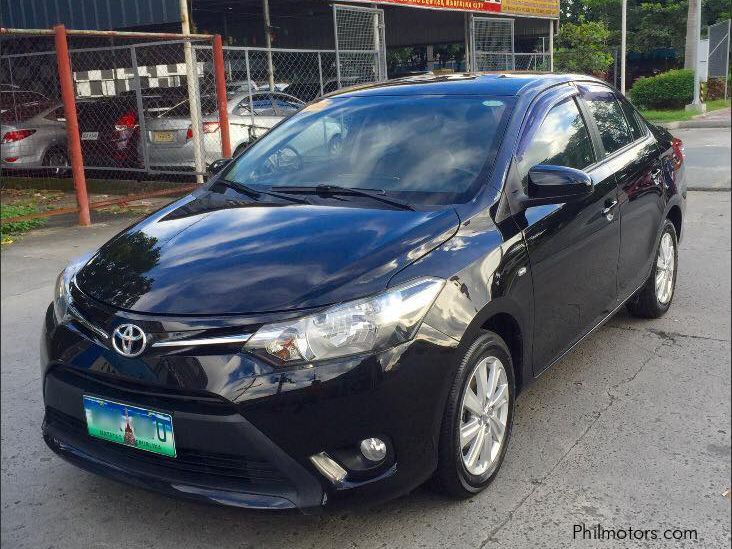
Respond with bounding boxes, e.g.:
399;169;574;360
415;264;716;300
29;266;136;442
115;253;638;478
221;95;512;206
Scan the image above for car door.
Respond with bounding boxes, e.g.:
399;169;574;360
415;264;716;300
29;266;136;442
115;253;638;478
580;87;665;299
511;87;620;375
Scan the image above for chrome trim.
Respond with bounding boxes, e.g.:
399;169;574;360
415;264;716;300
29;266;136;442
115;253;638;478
67;303;109;340
309;452;347;484
152;334;252;348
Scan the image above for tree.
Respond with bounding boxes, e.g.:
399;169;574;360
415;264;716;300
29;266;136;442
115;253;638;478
563;0;729;65
684;0;699;69
631;1;688;53
554;21;615;75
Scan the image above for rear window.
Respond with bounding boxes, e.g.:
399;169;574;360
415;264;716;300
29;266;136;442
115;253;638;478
160;96;219;118
0;91;52;123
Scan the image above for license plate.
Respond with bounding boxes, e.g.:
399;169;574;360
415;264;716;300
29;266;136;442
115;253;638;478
83;395;176;458
152;131;175;143
81;131;98;141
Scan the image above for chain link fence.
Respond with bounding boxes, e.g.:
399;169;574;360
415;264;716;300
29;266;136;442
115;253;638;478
0;28;369;226
2;21;555;227
334;4;387;86
707;20;731;99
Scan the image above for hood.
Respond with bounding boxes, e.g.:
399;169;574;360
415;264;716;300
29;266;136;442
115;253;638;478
76;191;459;315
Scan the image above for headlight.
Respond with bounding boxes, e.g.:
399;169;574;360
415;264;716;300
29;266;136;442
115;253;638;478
245;277;445;363
53;252;95;323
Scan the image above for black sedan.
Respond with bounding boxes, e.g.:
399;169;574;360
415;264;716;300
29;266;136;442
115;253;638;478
41;73;686;512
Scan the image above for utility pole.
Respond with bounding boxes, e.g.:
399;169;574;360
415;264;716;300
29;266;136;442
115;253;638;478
686;0;706;112
620;0;627;94
180;0;205;183
263;0;275;91
549;19;554;72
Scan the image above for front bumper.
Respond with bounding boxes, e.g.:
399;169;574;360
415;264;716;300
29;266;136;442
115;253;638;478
41;300;459;512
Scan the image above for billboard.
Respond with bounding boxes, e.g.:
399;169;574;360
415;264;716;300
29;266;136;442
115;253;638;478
349;0;559;19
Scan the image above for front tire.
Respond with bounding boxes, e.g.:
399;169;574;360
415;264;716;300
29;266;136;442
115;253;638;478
626;219;678;319
433;331;515;498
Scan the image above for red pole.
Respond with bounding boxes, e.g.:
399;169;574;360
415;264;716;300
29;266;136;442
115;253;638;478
54;24;90;226
213;35;232;158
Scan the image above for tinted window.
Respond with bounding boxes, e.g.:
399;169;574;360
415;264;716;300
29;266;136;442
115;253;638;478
161;96;218;118
235;96;276;116
522;98;595;175
584;92;633;154
618;97;645;140
223;95;513;205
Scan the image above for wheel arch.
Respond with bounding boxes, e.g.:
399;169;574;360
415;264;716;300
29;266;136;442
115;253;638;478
666;204;682;241
480;311;525;394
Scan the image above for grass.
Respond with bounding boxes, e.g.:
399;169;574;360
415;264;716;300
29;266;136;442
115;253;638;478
0;188;65;244
640;98;731;122
0;203;46;243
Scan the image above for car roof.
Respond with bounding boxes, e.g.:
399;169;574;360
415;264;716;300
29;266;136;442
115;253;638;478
228;91;304;104
328;72;607;99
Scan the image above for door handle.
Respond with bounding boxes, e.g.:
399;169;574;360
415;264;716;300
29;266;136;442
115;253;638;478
602;199;618;220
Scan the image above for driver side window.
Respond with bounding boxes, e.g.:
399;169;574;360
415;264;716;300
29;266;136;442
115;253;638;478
522;98;596;180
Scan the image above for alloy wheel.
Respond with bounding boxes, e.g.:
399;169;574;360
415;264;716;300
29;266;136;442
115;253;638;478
459;356;510;476
655;232;675;304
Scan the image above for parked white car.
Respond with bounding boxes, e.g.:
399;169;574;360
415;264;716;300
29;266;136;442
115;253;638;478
145;91;304;169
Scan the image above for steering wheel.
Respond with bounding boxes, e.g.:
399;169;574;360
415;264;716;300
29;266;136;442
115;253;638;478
260;145;303;176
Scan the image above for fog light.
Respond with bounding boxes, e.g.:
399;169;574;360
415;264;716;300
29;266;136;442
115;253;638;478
359;437;387;462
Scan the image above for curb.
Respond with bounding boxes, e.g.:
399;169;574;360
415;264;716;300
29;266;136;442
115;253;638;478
657;119;731;129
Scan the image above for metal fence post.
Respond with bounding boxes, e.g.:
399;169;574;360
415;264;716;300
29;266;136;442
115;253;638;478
53;24;90;226
130;45;150;172
213;35;232;158
333;6;342;88
317;52;324;97
244;48;256;142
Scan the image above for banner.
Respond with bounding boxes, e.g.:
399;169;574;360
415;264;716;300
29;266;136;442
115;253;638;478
349;0;559;19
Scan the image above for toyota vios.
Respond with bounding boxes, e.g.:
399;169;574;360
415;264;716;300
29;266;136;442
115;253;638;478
41;73;686;512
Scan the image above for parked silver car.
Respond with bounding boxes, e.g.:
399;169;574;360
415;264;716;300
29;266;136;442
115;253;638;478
145;91;304;169
1;98;68;175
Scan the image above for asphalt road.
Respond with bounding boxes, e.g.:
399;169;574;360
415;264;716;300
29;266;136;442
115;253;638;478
2;139;730;548
673;126;731;190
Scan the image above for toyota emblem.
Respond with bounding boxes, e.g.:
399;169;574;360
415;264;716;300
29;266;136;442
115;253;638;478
111;324;147;358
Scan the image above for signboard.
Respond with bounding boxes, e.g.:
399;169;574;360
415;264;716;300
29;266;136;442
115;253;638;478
349;0;559;19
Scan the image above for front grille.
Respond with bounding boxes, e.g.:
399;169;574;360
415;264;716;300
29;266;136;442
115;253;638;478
45;407;289;486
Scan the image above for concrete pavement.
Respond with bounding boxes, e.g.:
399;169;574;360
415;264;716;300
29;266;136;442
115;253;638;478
2;193;729;549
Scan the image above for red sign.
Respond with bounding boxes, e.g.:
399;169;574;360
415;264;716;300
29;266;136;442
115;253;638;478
350;0;559;18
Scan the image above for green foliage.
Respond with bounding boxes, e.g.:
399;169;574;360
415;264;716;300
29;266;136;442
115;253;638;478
630;1;688;52
0;203;46;236
554;21;615;75
562;0;730;59
629;69;695;109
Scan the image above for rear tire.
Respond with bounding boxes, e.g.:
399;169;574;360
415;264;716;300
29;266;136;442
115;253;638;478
432;331;515;498
42;148;69;178
626;219;678;319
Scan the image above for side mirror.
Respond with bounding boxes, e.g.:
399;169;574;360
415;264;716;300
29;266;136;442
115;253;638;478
208;158;231;176
521;164;593;208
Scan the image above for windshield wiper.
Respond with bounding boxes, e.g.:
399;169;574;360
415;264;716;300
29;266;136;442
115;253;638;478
217;178;310;204
272;184;414;211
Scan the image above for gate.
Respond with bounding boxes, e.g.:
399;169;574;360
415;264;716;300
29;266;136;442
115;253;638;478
708;19;731;99
470;16;515;71
332;4;387;89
